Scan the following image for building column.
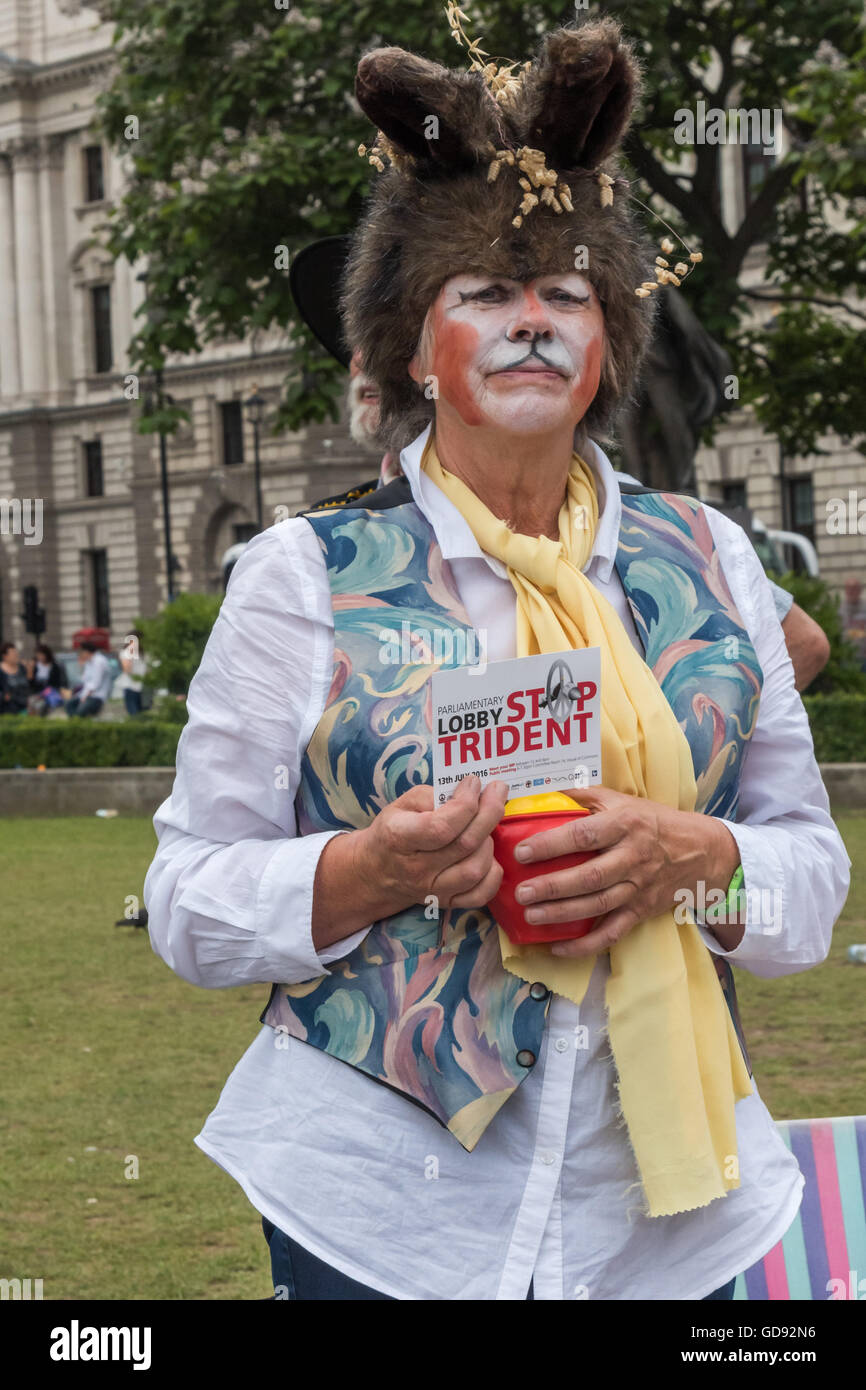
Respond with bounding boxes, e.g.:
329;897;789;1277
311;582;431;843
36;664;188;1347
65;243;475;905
0;149;21;399
113;256;132;374
38;133;69;402
12;138;47;399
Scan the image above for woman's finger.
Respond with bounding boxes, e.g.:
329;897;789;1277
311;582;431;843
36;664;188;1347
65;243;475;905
412;778;508;869
548;907;641;957
438;779;509;861
514;844;642;911
513;807;623;865
389;774;482;853
432;835;496;903
521;877;635;926
446;855;504;910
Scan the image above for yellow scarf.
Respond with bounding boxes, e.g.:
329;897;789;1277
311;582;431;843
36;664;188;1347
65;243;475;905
422;433;752;1218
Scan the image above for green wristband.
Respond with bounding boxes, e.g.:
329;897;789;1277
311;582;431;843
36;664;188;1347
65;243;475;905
705;865;744;926
725;865;745;916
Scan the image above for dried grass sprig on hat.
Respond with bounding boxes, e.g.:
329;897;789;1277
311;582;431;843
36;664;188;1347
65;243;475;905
445;2;531;110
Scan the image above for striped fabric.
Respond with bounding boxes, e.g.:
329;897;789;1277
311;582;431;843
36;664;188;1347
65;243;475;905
735;1117;866;1300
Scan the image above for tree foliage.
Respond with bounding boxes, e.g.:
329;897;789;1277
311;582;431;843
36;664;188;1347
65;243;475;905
136;592;223;695
769;569;866;693
97;0;866;459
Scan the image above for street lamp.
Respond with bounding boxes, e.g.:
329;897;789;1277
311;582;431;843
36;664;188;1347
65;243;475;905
763;306;789;534
244;383;266;532
136;270;176;602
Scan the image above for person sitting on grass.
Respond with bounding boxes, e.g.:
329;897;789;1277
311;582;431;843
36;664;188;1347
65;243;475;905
25;643;68;716
0;642;30;715
65;641;113;719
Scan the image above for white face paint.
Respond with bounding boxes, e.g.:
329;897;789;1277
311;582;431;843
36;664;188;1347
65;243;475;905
409;272;606;435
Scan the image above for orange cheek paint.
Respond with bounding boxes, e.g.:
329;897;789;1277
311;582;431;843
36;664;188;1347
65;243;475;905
429;304;484;427
570;335;603;421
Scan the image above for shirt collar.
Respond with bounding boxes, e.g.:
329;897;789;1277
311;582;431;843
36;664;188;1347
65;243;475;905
399;422;622;583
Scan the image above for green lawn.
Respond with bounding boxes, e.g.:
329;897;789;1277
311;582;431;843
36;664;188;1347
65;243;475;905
1;812;864;1300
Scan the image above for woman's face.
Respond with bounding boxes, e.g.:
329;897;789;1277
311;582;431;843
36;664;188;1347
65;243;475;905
409;272;605;436
4;646;18;665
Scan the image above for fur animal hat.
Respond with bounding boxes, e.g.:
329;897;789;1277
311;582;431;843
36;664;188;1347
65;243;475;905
341;15;662;459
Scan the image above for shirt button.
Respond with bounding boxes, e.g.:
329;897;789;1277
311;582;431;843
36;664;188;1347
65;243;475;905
529;982;549;1001
554;1037;569;1053
516;1049;536;1068
540;1152;556;1166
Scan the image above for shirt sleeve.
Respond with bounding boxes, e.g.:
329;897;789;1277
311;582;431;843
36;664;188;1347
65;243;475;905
692;506;851;978
768;579;795;623
143;519;373;989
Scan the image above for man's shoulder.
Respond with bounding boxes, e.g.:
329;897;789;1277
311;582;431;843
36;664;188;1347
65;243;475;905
301;477;382;516
301;475;414;519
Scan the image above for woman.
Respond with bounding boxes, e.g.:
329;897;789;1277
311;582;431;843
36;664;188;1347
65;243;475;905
145;19;850;1300
0;642;30;715
118;630;148;717
26;643;68;715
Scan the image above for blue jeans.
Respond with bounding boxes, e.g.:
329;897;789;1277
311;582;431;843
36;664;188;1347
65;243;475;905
123;689;143;716
261;1217;737;1301
66;695;103;718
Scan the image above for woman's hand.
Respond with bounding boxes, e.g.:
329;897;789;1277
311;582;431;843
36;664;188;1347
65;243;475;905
510;786;742;957
311;775;509;951
364;773;509;911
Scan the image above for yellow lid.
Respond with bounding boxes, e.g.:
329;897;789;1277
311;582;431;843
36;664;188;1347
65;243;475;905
504;791;586;816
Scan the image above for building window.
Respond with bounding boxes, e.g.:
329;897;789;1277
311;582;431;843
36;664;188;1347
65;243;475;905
783;475;815;574
742;137;777;214
233;522;257;545
83;145;105;203
91;285;113;373
84;440;103;498
220;401;244;466
722;481;747;510
786;476;815;541
88;549;110;629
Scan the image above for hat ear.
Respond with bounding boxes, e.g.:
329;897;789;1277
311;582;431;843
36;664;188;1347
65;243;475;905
522;20;641;171
355;47;500;168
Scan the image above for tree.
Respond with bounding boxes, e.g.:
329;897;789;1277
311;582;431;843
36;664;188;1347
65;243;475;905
97;0;866;472
137;592;223;695
768;570;866;694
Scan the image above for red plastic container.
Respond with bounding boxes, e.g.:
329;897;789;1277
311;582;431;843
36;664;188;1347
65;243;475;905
490;807;599;945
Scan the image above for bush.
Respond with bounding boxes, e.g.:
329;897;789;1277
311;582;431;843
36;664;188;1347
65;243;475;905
0;720;181;768
768;570;866;695
1;699;864;767
144;694;189;726
137;592;223;696
802;694;866;763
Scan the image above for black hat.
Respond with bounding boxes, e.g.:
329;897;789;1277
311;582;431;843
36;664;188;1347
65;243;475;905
289;235;352;367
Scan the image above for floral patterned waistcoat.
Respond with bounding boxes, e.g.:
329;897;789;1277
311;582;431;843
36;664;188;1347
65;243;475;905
261;486;761;1150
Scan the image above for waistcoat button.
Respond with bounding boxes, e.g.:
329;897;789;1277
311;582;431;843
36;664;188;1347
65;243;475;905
529;982;549;1001
516;1049;536;1068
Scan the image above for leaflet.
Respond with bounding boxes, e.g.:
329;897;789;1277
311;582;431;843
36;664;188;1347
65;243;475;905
431;647;602;802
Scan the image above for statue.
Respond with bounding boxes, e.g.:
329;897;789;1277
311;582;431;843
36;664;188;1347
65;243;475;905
617;286;734;493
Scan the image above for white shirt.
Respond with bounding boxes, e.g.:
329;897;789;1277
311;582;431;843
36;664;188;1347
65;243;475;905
79;650;114;703
144;424;851;1301
118;656;147;693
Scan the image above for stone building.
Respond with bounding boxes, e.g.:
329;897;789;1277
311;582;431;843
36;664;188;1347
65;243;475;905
0;1;862;655
690;102;866;596
0;0;377;654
